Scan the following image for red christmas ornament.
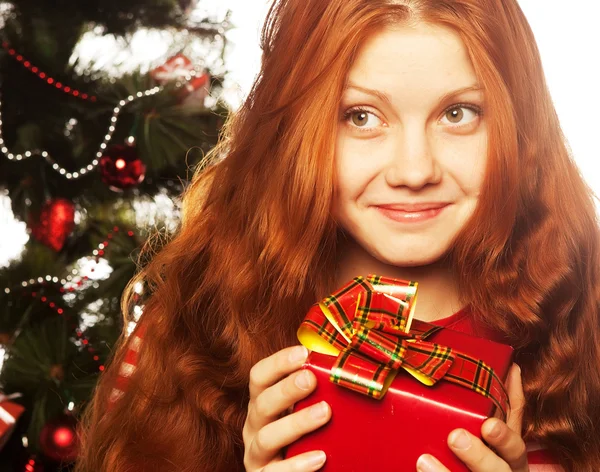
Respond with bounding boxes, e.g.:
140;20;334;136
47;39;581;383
151;54;193;84
39;414;79;463
179;73;210;108
29;198;75;252
99;144;146;192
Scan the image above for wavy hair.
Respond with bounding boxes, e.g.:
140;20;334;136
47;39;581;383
76;0;600;470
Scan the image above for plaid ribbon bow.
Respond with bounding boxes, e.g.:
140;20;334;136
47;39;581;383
297;275;510;418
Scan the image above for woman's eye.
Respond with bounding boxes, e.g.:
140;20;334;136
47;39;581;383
344;108;382;130
440;105;481;126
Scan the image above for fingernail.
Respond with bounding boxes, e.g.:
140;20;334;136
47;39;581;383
417;454;441;472
303;451;326;468
310;401;329;420
295;370;312;390
289;345;309;364
486;419;502;438
449;429;472;450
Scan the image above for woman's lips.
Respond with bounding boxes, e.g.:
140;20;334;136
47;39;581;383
375;204;449;223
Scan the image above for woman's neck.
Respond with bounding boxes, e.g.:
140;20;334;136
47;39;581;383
334;237;464;323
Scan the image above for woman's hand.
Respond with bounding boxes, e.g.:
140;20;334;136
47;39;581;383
416;364;528;472
243;345;332;471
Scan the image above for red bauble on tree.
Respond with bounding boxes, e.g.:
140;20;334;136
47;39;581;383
39;414;79;463
29;198;75;252
150;54;211;107
150;54;194;84
179;72;211;108
99;144;146;192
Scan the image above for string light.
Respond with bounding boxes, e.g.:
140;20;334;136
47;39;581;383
24;456;38;472
4;226;132;293
2;42;98;102
0;56;203;179
0;84;165;179
2;226;135;373
64;118;78;137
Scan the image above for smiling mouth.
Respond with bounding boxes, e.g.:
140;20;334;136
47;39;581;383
374;203;450;223
375;202;451;212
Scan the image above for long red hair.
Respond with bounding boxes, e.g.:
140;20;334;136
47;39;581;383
76;0;600;470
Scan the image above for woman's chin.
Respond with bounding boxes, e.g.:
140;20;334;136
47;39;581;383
370;247;450;269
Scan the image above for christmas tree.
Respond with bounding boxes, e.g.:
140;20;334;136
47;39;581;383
0;0;230;469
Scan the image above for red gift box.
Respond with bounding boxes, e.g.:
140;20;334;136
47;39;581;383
284;276;513;471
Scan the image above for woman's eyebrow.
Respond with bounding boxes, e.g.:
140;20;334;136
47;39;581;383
343;83;394;107
343;83;483;106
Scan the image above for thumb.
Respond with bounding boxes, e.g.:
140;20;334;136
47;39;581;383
505;363;525;435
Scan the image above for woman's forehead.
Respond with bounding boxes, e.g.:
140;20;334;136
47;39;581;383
343;23;481;108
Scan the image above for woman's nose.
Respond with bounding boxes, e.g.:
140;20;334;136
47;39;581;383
384;124;442;189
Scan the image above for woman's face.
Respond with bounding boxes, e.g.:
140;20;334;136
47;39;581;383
333;22;488;267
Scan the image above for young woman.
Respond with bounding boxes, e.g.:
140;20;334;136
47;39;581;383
76;0;600;471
